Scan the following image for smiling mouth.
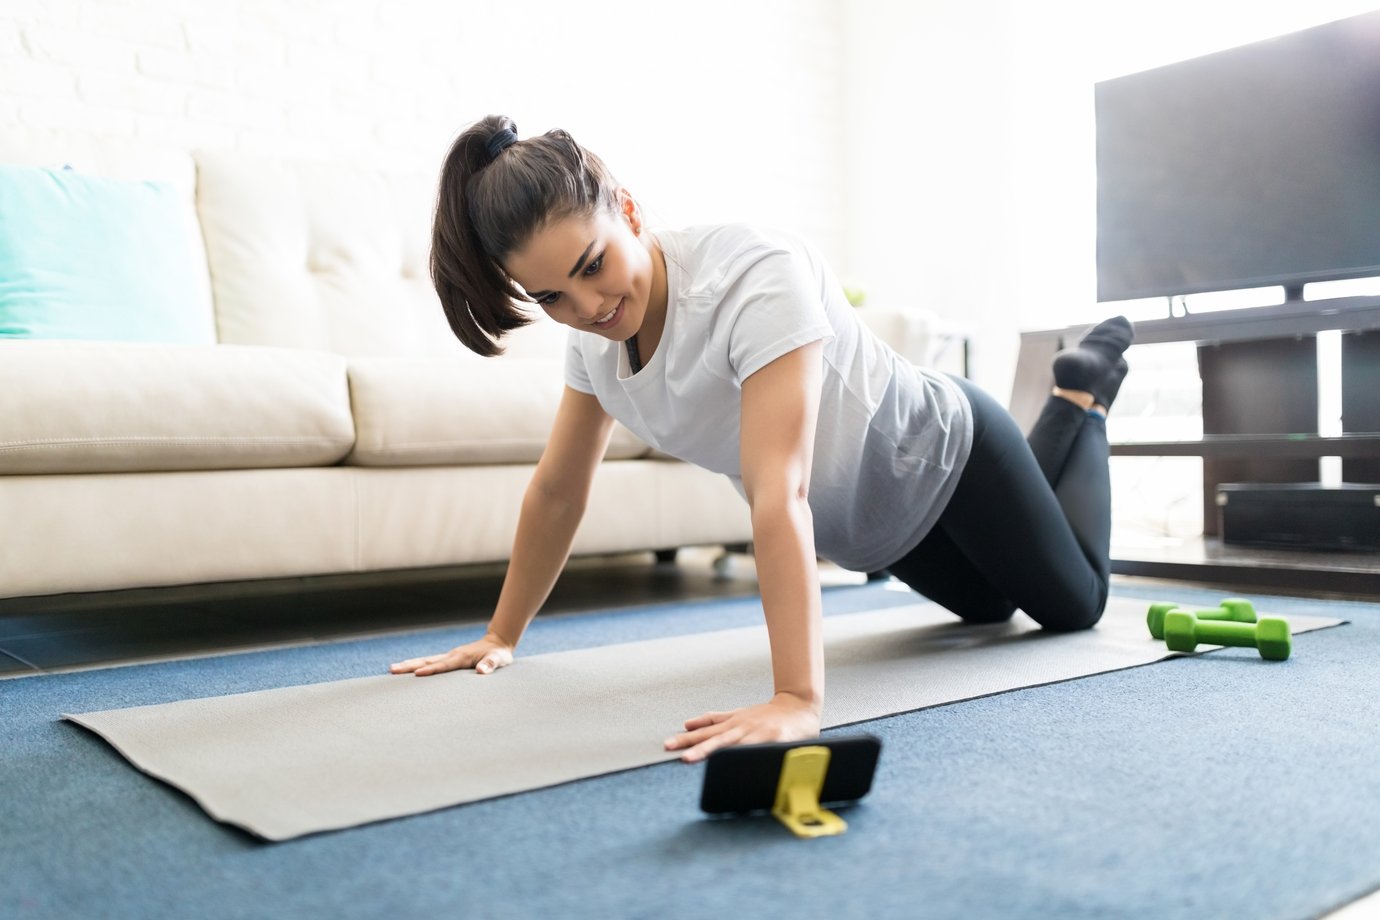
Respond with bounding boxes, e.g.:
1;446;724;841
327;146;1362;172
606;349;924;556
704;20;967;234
589;299;624;328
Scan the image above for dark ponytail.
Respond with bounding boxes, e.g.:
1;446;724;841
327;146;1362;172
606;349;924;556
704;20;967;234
430;115;621;356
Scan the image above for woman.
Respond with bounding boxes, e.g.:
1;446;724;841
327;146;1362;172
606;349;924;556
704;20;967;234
390;115;1133;764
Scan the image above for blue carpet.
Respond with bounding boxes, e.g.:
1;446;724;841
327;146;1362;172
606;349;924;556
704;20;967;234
2;581;1378;920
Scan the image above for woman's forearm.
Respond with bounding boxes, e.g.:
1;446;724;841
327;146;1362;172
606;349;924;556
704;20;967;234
487;482;587;648
749;489;825;712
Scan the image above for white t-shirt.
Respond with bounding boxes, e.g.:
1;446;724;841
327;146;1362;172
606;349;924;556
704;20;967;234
565;223;973;572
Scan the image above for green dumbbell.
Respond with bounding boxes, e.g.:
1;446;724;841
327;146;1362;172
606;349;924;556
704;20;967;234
1162;609;1292;661
1147;598;1256;640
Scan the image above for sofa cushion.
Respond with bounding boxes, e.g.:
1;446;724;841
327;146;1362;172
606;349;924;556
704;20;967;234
194;150;462;357
0;164;215;344
193;149;578;368
345;356;649;466
0;341;355;474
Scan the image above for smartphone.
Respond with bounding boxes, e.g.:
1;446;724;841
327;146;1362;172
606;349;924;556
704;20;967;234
699;734;883;815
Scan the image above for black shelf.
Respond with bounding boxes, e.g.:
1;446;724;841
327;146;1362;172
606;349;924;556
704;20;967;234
1112;537;1380;597
1111;433;1380;459
1049;295;1380;346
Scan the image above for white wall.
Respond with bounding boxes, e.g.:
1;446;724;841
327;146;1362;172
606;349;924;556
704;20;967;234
0;0;847;260
841;0;1380;397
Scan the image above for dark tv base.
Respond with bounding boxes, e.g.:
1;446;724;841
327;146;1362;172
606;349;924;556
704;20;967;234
1217;482;1380;552
1112;536;1380;599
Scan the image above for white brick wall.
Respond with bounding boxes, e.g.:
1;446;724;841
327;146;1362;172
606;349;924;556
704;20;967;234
0;0;848;264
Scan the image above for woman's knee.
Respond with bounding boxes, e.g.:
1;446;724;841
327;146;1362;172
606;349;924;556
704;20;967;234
953;598;1018;625
1031;587;1106;632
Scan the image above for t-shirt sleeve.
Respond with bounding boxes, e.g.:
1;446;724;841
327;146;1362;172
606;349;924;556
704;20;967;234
563;327;596;394
721;247;836;384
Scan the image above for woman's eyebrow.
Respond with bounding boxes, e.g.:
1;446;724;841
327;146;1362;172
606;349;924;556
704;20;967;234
566;240;597;277
527;240;597;300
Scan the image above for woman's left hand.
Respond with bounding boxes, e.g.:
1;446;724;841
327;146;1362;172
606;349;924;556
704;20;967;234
665;692;821;763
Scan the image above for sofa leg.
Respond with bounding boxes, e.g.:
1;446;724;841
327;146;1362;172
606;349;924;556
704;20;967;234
654;548;679;565
712;543;754;578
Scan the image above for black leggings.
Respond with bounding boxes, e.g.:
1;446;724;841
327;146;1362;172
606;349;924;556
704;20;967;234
883;377;1111;631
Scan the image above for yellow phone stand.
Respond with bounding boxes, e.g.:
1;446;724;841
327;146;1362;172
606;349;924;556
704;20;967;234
772;745;848;838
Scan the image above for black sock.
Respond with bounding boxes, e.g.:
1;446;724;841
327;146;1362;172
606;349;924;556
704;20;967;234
1052;316;1134;405
1092;357;1129;410
1076;315;1134;364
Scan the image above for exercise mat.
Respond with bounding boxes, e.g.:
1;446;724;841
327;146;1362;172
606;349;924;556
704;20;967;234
65;597;1341;840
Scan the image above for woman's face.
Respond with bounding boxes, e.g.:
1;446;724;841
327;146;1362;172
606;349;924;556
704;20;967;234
503;197;656;342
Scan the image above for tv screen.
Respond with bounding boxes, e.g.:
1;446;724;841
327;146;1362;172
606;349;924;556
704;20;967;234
1095;10;1380;303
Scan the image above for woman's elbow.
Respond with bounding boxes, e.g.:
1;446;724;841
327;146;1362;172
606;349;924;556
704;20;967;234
746;480;812;525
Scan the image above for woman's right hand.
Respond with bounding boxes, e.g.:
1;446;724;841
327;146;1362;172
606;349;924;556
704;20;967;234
388;631;515;677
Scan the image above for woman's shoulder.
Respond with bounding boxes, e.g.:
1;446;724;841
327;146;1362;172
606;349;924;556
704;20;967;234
674;221;806;259
665;223;817;296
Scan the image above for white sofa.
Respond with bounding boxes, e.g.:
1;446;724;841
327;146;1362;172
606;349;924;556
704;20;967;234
0;140;939;602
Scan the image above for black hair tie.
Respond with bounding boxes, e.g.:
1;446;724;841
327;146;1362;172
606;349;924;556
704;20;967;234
485;127;519;162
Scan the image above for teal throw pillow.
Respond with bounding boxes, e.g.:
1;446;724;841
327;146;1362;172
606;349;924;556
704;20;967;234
0;164;214;343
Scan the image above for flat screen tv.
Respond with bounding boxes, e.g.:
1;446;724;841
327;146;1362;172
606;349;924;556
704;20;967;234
1095;10;1380;303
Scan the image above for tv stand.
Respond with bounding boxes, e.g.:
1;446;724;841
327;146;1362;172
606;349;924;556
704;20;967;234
1013;295;1380;596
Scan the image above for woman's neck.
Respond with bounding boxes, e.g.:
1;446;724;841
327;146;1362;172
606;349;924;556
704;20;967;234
635;237;670;362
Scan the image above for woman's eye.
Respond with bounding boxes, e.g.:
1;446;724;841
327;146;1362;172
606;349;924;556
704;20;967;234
540;293;561;306
583;254;604;276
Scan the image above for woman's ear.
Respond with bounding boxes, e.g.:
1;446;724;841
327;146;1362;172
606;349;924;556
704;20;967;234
617;187;641;235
